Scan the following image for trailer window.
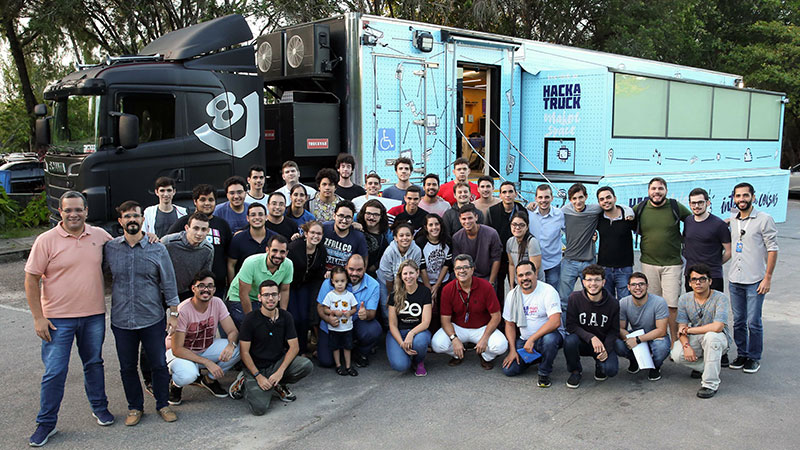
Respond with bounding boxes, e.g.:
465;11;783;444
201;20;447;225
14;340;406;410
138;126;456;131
668;83;712;138
612;75;667;138
118;94;175;143
748;93;781;140
711;88;749;139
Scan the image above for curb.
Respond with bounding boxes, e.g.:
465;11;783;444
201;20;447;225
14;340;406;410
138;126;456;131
0;248;31;263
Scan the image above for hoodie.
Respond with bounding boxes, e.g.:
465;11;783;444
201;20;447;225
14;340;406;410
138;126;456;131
566;288;620;352
377;240;423;284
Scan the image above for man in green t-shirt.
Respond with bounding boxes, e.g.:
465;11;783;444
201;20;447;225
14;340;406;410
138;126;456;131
636;177;690;342
226;234;294;328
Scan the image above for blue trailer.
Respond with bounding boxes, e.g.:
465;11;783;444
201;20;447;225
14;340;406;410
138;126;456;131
260;14;788;221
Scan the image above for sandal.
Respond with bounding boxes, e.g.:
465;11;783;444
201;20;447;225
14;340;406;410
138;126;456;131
336;366;348;376
347;366;359;377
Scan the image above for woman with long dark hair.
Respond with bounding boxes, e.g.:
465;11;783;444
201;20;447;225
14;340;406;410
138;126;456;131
386;260;432;376
506;211;542;290
287;220;327;355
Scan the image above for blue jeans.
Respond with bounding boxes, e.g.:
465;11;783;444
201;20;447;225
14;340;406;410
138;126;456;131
386;329;432;371
317;319;382;368
37;314;107;426
614;336;671;369
288;284;315;354
226;300;261;330
729;281;765;360
542;264;561;289
503;332;563;377
559;259;594;309
563;333;619;376
112;319;170;411
604;266;632;299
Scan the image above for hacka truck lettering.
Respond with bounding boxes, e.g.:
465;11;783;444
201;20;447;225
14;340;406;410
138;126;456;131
543;84;581;110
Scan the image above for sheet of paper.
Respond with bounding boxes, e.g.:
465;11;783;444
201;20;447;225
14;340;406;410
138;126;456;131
626;329;655;369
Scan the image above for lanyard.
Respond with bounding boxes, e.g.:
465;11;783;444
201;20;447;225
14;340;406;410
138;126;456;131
458;287;471;323
737;215;752;242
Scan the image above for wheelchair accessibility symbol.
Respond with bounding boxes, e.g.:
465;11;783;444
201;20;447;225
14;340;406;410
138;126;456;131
378;128;395;152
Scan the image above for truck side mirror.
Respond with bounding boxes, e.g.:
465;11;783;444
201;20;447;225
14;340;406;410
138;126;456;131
118;113;139;149
35;117;50;146
34;104;47;116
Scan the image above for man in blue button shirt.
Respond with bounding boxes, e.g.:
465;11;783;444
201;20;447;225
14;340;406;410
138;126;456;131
104;200;180;425
527;184;564;289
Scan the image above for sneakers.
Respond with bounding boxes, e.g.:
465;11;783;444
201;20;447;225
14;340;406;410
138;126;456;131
124;410;142;427
626;359;640;374
721;353;730;368
696;387;717;399
729;356;747;370
479;358;494;370
229;372;245;400
447;357;463;367
273;383;297;402
200;376;228;398
414;361;427;377
537;375;552;388
157;406;178;423
354;352;370;368
29;424;56;447
743;359;761;373
168;382;183;405
648;368;662;381
594;366;608;381
566;372;581;389
92;409;115;426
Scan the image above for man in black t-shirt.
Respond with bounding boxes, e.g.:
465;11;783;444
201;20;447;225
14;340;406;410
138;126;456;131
167;184;232;300
596;186;636;299
265;192;299;240
683;188;731;292
387;185;427;232
335;153;366;200
232;280;313;415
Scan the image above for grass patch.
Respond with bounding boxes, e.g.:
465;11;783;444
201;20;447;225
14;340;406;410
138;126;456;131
0;226;49;239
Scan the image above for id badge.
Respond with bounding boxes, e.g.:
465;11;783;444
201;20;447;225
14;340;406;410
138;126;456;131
735;242;743;253
464;312;470;323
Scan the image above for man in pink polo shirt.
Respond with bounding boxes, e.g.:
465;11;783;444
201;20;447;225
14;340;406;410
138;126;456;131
24;191;113;447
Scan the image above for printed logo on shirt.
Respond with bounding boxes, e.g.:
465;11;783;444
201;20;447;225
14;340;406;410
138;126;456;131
578;312;609;328
324;237;354;268
206;228;221;246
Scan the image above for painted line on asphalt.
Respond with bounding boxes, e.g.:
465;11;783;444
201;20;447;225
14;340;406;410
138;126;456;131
0;303;30;314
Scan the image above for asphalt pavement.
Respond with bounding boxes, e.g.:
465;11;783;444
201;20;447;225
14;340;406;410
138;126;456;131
1;201;799;449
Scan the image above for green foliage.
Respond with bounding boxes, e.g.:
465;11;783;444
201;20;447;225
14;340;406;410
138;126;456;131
0;189;49;232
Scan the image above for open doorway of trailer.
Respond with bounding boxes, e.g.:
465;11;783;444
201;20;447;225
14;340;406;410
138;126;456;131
457;64;501;178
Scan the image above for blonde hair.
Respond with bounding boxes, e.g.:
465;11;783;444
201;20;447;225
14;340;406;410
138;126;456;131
392;260;420;307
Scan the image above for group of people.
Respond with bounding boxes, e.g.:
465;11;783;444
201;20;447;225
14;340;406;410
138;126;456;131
24;153;778;447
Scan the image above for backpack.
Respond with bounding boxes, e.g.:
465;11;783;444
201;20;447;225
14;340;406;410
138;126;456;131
633;198;681;247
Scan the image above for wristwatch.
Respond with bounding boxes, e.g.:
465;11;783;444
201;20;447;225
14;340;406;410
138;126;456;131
635;336;641;344
449;334;457;341
252;370;261;378
169;310;179;317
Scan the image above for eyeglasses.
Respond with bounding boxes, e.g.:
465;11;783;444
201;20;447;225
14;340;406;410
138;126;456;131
364;212;380;218
510;222;526;228
335;214;353;222
628;282;647;288
690;276;710;283
195;284;216;290
689;200;706;206
454;266;473;272
259;292;280;298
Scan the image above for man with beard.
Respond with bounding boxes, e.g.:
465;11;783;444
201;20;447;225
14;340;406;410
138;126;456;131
528;184;564;288
214;176;249;232
634;177;690;342
382;157;415;201
502;261;563;388
322;201;368;269
614;272;670;381
418;173;450;217
563;264;620;389
334;153;366;200
166;270;240;405
316;255;381;368
227;203;275;281
357;199;392;280
235;280;313;414
596;186;636;299
104;201;180;425
727;183;778;374
265;192;299;240
168;184;232;300
227;235;294;328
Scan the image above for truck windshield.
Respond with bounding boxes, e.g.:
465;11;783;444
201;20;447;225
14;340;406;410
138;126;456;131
50;95;100;154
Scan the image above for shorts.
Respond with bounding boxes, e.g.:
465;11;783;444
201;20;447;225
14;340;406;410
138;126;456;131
329;329;353;350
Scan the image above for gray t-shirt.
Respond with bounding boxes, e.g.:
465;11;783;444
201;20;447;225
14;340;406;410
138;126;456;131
506;235;542;266
619;293;669;334
676;290;732;346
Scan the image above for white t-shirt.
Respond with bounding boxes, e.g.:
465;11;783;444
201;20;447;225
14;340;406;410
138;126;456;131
502;282;561;340
322;290;356;332
245;192;268;207
274;184;317;207
352;194;401;215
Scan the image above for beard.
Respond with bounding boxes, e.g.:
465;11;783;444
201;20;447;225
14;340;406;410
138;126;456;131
125;222;141;235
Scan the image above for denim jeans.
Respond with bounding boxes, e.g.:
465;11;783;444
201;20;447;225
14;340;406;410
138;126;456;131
386;329;431;372
243;356;313;416
226;300;261;331
559;258;594;310
614;336;671;369
542;264;561;289
288;284;315;354
317;319;382;368
563;333;619;376
112;319;170;411
502;332;563;377
37;314;108;426
166;338;241;386
604;266;632;299
729;281;765;360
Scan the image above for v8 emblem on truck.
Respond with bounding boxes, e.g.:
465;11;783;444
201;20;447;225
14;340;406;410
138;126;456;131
193;91;260;158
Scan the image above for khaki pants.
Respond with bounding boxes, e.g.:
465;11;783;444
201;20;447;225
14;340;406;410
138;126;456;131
671;332;728;391
641;263;683;308
243;356;313;416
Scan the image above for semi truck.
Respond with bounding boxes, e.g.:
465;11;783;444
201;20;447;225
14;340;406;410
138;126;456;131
35;13;790;231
